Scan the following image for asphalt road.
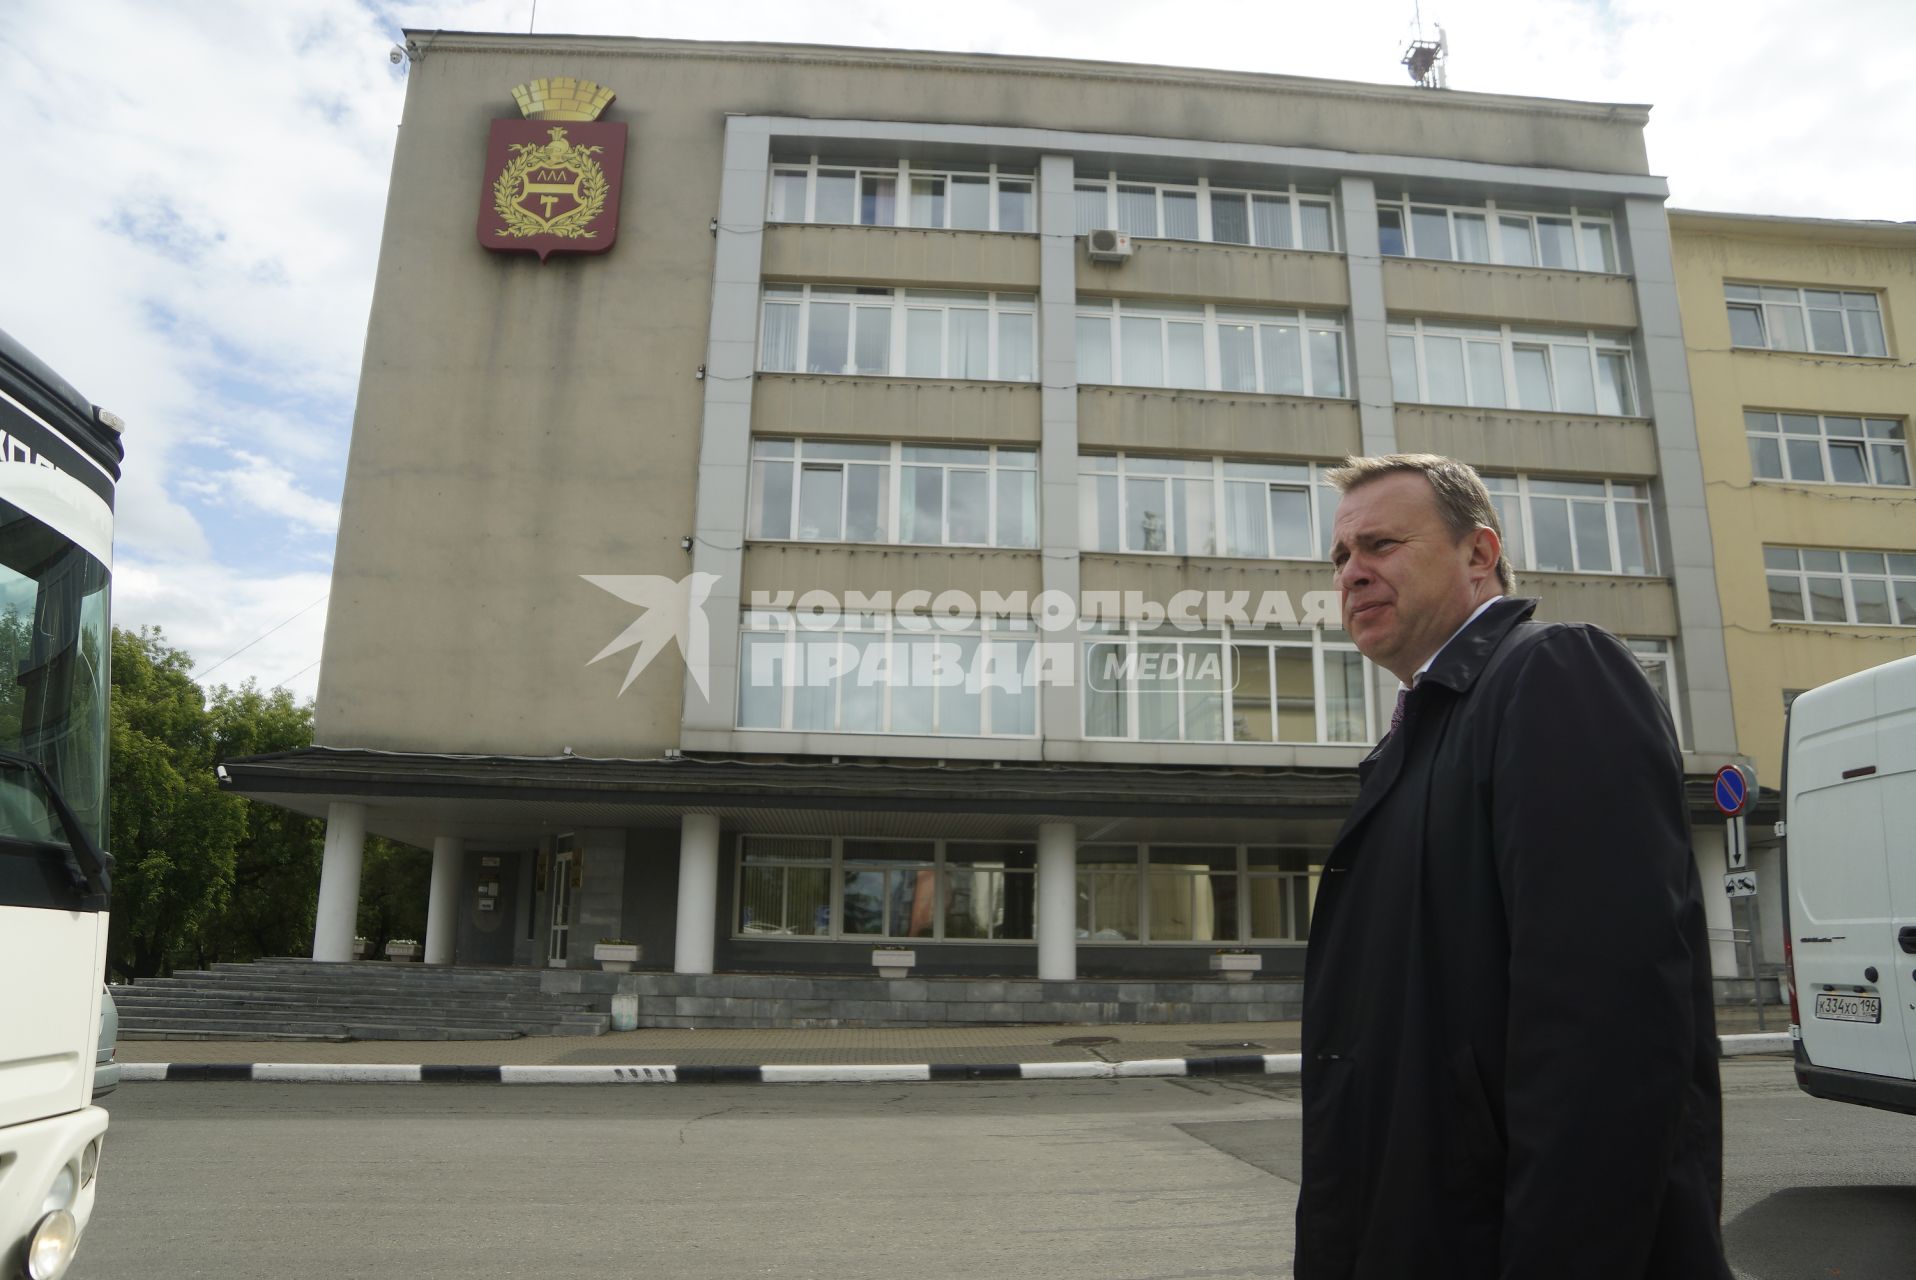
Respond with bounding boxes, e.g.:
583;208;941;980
68;1059;1913;1280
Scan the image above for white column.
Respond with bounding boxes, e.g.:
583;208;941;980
312;801;367;963
1037;821;1077;982
674;813;721;975
424;836;464;965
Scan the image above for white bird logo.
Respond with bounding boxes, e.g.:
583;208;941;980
581;573;721;698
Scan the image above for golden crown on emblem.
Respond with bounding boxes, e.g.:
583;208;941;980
510;77;616;122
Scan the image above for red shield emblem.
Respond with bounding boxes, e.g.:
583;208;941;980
478;120;627;261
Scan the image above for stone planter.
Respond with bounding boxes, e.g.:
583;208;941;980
351;938;371;960
871;948;916;979
1208;953;1262;982
384;941;421;962
594;942;642;972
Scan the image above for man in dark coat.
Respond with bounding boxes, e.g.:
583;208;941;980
1295;453;1731;1279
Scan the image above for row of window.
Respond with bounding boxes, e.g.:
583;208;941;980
1745;411;1910;488
1388;320;1636;417
760;286;1037;382
1376;196;1617;273
768;161;1037;233
1726;284;1887;357
747;439;1038;548
736;836;1319;944
1071;176;1336;251
1766;547;1916;628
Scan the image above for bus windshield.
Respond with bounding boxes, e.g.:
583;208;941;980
0;497;109;852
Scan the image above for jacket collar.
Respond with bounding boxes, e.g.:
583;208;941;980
1412;596;1538;696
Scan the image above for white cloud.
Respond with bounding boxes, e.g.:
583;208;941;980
114;560;331;704
182;452;341;537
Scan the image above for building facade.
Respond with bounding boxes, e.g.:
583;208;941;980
224;33;1743;994
1672;210;1916;970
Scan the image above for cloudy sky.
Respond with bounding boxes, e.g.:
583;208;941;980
2;0;1911;704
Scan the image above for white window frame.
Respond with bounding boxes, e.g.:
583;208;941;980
760;285;1038;382
749;438;1039;549
767;158;1037;233
1764;547;1916;628
1724;283;1888;357
1082;624;1374;745
1482;474;1657;576
1388;318;1637;417
736;613;1041;738
1744;410;1911;488
1077;454;1341;559
1077;299;1348;397
1072;174;1337;251
1376;195;1618;272
734;835;1039;944
1623;637;1685;748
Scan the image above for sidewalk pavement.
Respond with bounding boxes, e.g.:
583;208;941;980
118;1004;1791;1075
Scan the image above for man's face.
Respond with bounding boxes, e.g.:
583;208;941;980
1330;472;1497;685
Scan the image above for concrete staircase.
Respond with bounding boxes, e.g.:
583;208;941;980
113;959;613;1041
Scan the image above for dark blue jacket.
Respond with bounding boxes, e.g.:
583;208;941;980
1296;597;1731;1279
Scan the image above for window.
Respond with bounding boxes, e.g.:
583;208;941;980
1745;411;1910;488
1072;175;1335;250
737;613;1039;737
1725;284;1886;356
1625;638;1684;746
1765;547;1916;627
1077;844;1321;944
1078;455;1340;559
736;837;1037;942
1377;197;1617;272
750;439;1038;548
768;160;1035;232
1389;319;1636;416
760;286;1038;382
1482;475;1656;576
1077;299;1347;397
1083;626;1373;745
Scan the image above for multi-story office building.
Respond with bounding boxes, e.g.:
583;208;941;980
1671;210;1916;968
224;33;1742;1003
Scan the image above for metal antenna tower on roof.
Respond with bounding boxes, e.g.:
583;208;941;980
1402;3;1449;90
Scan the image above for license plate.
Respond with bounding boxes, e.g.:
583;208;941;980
1814;992;1882;1024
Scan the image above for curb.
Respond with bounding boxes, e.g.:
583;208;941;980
118;1035;1793;1085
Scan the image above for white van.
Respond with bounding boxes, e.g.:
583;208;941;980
1783;654;1916;1114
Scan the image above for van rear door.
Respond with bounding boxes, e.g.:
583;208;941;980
1875;670;1916;1075
1787;665;1914;1084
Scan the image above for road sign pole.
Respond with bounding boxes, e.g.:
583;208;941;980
1745;882;1766;1032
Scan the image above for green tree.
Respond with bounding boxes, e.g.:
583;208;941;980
107;627;247;979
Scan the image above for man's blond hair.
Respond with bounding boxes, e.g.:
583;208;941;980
1327;453;1514;594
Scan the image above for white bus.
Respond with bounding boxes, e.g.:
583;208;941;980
0;326;120;1280
1783;654;1916;1115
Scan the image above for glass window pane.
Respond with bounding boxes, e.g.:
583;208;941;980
1074;184;1107;235
1270;487;1312;557
1231;646;1273;742
1298;201;1333;251
837;632;884;732
1749;437;1783;480
1309;329;1344;397
1077;315;1112;384
1807;576;1847;623
1767;574;1805;621
997;311;1035;382
854;307;891;375
1514;347;1552;410
1411;207;1452;260
841;868;884;934
1596;351;1632;415
1081;473;1119;551
938;635;983;736
1763;546;1799;571
946;469;990;544
1121;317;1164;386
1554;347;1596;414
1262;325;1304;395
1803;550;1842;572
1128;477;1168;552
1809;308;1848;353
910;176;945;228
1377;208;1405;257
768;170;808;222
1848;305;1886;356
1579;222;1615;271
845;465;887;543
948;308;989;380
1829;441;1869;485
1785;438;1825;482
1871;443;1911;487
1424;335;1466;404
737;632;787;728
1252;194;1291;249
1536;217;1575;268
905;309;942;377
1727;305;1765;347
1852;579;1892;625
1572;500;1612;572
790;636;835;731
1499;216;1536;266
761;301;800;371
1389;334;1419;401
1077;860;1139;940
1117;185;1157;237
750;459;794;538
1084;643;1127;737
1183;644;1225;742
1724;284;1761;301
1323;649;1369;742
890;637;935;734
1211;192;1250;244
1218;324;1257;392
1221;481;1266;558
1137;642;1181;738
1468;341;1506;408
997;181;1033;233
860;174;896;226
1781;413;1820;435
1765;303;1807;351
1531;498;1574;570
1895;579;1916;626
1615;503;1652;575
950;175;990;230
1274;647;1315;742
796;465;845;541
1172;475;1214;555
1162;190;1199;240
1453;213;1490;262
815;170;855;223
996;469;1037;548
986;639;1035;736
1167;323;1205;389
807;301;850;374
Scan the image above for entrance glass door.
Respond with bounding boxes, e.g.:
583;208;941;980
548;837;575;967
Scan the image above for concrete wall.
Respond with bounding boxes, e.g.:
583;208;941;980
1077;388;1361;459
762;224;1039;290
1381;257;1639;330
1394;404;1661;478
753;375;1042;444
1672;212;1916;784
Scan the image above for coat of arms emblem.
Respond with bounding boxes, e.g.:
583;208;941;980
477;78;627;261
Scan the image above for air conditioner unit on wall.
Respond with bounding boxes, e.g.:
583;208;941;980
1086;228;1132;262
